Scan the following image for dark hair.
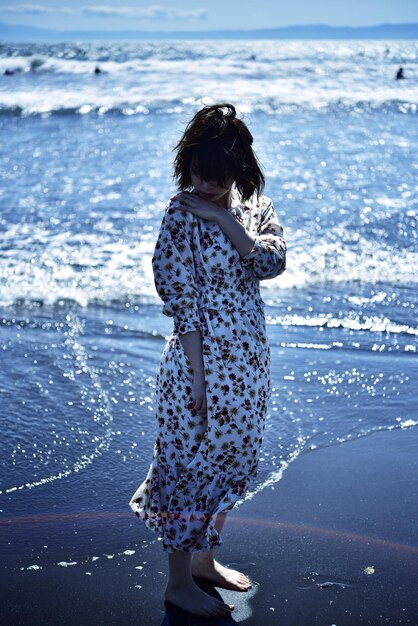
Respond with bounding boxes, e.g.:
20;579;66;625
172;103;265;203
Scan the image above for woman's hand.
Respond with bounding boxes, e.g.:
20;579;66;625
170;191;225;224
192;369;207;417
178;330;207;417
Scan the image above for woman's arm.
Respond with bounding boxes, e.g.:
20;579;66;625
169;191;285;280
178;329;204;376
216;210;257;257
217;198;286;280
152;203;203;335
179;329;207;417
152;203;207;416
169;191;256;257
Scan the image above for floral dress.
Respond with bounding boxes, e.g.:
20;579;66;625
129;186;286;553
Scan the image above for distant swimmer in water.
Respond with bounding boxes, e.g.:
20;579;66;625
30;58;44;72
395;67;405;80
94;65;102;75
4;67;23;76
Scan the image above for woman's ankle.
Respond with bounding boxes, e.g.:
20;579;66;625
166;577;196;589
192;551;215;565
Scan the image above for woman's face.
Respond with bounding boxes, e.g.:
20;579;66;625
190;166;234;204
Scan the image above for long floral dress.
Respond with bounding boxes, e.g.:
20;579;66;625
129;186;286;553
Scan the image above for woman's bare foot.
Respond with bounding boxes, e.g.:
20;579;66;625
164;580;235;618
192;556;252;591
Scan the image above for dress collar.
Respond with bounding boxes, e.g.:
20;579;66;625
229;186;252;211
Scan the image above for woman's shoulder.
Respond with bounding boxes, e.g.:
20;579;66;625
163;198;191;222
159;199;195;237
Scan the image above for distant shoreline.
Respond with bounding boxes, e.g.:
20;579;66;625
1;21;417;42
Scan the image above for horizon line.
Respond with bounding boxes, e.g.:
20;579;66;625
1;20;418;34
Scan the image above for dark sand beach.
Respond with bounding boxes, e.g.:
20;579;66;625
2;425;417;625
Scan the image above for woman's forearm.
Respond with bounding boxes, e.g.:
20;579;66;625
216;209;256;258
179;329;204;375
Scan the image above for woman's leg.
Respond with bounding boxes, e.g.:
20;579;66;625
167;512;227;584
215;510;228;534
191;511;252;591
165;550;235;618
167;550;194;585
192;511;228;566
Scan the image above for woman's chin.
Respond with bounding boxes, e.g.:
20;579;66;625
199;193;218;201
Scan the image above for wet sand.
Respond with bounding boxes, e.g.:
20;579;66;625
2;426;417;625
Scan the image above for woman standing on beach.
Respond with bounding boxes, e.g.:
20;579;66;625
129;103;286;618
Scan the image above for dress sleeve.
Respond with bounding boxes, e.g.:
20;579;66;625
151;202;203;336
240;197;287;280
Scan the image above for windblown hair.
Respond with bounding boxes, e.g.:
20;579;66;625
172;103;265;203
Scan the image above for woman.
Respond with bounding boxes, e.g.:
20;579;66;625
129;103;286;618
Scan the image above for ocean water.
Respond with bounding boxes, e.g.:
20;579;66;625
1;40;417;573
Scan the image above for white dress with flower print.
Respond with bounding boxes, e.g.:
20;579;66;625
129;187;286;553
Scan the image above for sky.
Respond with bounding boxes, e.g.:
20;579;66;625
1;0;418;32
